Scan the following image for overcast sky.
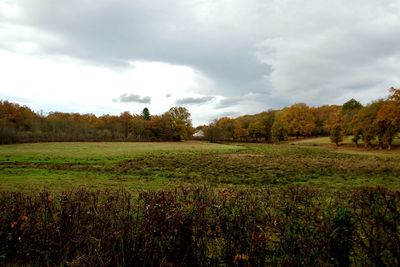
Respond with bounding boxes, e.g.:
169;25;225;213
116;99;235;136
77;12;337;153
1;0;399;125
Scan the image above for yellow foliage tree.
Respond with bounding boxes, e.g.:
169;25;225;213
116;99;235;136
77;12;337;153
279;103;316;139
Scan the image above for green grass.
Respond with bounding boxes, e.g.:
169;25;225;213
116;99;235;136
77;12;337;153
1;140;400;193
0;141;241;163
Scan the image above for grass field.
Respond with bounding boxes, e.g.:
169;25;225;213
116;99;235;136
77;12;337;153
2;140;400;266
1;139;400;193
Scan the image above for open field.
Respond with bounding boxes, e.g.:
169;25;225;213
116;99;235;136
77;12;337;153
1;140;400;266
1;140;400;192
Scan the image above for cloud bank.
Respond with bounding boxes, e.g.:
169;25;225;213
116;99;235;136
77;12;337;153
1;0;400;125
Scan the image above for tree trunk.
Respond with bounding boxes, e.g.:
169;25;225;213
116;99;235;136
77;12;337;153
388;138;393;150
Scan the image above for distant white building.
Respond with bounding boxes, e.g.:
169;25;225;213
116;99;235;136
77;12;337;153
193;129;204;138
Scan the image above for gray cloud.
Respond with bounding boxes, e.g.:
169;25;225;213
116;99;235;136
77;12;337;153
1;0;400;118
113;94;151;104
2;0;271;96
215;97;241;109
215;92;285;111
176;96;215;105
166;93;171;98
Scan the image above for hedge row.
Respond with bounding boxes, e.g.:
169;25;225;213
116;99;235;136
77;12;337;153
1;186;399;266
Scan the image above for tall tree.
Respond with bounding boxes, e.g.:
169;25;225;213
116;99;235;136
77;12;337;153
278;103;316;139
271;112;288;141
233;121;248;141
326;110;343;146
167;106;193;141
204;119;222;142
341;99;363;138
352;100;384;148
216;117;235;140
388;87;400;102
141;107;151;120
375;88;400;149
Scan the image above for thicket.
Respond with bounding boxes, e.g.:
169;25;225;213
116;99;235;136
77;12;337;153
1;186;399;266
0;104;193;144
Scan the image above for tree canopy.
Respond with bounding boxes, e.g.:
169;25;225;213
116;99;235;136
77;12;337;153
0;102;193;144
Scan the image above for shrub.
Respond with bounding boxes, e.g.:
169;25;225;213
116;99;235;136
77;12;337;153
0;186;399;266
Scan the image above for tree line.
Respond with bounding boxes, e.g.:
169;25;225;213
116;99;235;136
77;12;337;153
0;104;194;144
200;87;400;149
1;87;399;147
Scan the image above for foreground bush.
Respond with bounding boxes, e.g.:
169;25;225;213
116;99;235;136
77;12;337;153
0;186;399;266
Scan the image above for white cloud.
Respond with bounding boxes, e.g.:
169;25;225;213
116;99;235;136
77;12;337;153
0;50;214;123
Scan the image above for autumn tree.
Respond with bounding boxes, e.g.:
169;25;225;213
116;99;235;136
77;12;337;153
248;120;266;141
352;100;384;148
388;87;400;102
271;112;288;141
203;119;222;142
215;117;235;140
129;115;148;140
312;105;341;136
376;103;398;149
341;99;363;144
167;106;194;141
233;120;248;141
375;88;400;149
326;110;343;146
120;111;133;138
278;103;316;139
257;111;275;142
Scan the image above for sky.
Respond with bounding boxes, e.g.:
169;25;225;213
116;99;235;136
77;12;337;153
0;0;399;126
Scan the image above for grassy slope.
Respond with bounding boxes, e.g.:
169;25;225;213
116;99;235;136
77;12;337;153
1;140;399;193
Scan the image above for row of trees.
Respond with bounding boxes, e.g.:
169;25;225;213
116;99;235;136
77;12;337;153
329;87;400;149
1;88;399;147
200;104;341;142
0;104;194;144
201;88;400;149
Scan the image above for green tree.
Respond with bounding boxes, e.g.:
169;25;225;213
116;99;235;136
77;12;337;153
341;99;363;137
141;107;151;120
326;111;343;146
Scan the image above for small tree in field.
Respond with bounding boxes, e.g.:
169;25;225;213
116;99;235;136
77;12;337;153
330;125;343;146
327;111;343;146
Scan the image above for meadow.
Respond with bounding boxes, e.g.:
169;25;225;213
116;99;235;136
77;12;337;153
1;139;400;193
1;139;400;266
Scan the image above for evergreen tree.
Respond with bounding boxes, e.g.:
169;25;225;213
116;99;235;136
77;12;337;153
141;107;151;120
